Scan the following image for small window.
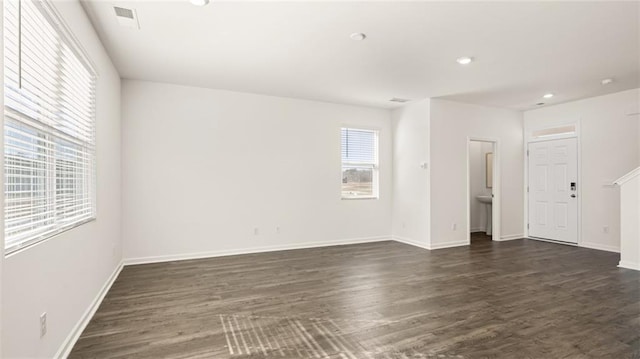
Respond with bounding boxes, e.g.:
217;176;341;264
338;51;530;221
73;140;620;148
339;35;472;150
4;0;97;254
341;128;379;199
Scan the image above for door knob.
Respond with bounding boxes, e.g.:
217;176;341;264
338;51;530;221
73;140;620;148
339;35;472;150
570;194;576;198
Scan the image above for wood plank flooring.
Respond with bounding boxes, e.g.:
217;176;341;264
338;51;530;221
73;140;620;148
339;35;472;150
70;238;640;358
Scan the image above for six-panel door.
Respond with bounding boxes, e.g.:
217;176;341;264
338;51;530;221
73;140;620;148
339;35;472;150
528;138;578;243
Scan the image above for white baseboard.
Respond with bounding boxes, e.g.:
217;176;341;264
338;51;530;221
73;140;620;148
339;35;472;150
580;241;620;253
392;235;429;250
496;233;524;241
618;261;640;271
124;236;392;265
394;239;469;250
393;236;477;250
470;227;486;233
428;240;469;250
55;261;124;359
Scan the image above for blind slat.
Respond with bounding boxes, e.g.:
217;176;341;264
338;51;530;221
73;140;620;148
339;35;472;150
341;128;378;165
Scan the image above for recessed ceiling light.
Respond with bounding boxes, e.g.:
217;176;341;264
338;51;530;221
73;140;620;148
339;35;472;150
190;0;209;6
601;78;614;85
456;57;473;65
350;33;366;41
543;93;554;99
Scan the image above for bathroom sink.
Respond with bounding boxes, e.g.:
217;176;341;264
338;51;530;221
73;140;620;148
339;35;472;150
476;195;492;204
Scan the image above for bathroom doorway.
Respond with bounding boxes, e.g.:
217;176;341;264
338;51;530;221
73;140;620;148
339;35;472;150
467;138;500;243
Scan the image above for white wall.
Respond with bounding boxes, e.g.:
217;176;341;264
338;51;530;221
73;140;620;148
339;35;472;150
122;80;392;262
430;99;524;246
469;141;493;232
1;1;122;358
391;99;431;248
524;89;640;252
617;171;640;270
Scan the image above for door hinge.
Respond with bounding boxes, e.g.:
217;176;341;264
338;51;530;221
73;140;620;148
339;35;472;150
526;149;529;156
527;223;530;229
527;186;529;193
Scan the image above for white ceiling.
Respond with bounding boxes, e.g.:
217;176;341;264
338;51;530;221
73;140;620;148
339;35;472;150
81;0;639;110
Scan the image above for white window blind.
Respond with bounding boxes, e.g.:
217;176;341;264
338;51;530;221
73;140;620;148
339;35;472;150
4;0;97;254
341;128;378;199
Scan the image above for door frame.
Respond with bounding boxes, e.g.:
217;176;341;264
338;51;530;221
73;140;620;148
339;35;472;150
524;122;582;246
466;137;501;244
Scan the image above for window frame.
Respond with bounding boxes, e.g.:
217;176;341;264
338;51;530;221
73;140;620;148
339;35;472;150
340;126;380;200
3;0;98;255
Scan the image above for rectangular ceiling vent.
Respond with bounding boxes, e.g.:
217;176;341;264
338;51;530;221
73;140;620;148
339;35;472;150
390;98;411;103
114;6;134;19
114;6;140;29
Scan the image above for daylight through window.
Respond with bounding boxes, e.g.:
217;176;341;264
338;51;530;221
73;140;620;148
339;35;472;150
341;128;379;199
3;0;97;254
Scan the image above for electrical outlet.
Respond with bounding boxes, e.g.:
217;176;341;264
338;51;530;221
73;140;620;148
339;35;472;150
253;227;259;235
603;226;609;234
402;222;406;229
451;223;457;231
276;226;280;234
40;312;47;338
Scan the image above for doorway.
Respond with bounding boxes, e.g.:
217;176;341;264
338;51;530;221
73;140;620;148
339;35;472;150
467;138;500;244
527;137;579;244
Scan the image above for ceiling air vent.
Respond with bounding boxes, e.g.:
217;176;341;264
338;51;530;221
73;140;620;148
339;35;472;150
114;6;140;29
389;98;411;103
114;6;133;18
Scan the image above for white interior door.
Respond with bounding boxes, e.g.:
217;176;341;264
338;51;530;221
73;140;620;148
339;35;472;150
528;138;578;243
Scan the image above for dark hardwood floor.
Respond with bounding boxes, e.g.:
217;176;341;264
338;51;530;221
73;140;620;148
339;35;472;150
470;232;492;243
70;239;640;358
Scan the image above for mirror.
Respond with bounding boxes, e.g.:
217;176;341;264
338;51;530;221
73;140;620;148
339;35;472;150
486;152;493;188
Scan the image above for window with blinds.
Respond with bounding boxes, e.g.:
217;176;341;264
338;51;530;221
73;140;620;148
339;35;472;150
341;128;379;199
3;0;97;254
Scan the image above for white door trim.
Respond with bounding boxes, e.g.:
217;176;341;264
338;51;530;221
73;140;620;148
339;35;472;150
525;122;582;246
466;137;501;244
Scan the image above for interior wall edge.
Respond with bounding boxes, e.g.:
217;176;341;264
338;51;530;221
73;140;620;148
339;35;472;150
618;261;640;271
427;241;469;250
392;235;430;250
390;98;432;249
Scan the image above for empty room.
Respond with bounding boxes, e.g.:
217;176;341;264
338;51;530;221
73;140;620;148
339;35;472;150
0;0;639;358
